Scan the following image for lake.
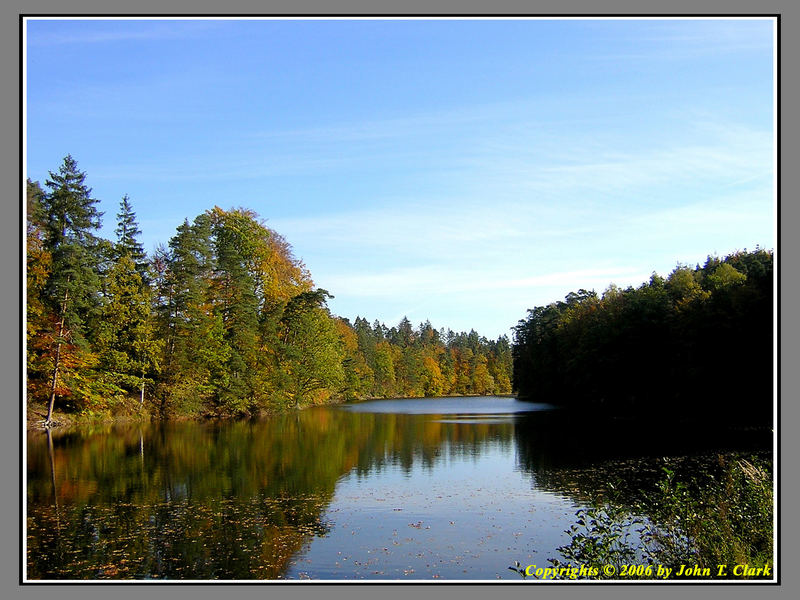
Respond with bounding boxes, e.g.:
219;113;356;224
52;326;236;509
25;396;771;581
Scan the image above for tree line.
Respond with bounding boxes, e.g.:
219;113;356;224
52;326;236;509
512;248;773;423
26;156;512;425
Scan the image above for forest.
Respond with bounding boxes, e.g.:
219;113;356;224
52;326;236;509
25;156;776;581
26;156;513;426
27;155;773;430
512;247;774;424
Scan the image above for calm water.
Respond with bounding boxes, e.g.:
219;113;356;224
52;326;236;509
26;396;771;580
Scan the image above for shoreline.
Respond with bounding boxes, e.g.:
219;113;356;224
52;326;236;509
25;393;520;432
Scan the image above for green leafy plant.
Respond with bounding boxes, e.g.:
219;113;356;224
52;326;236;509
507;561;530;579
517;456;774;581
548;503;649;579
641;458;773;576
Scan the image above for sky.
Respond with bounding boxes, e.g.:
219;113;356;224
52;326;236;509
24;18;776;340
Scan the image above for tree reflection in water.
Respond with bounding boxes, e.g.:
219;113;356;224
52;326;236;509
26;400;771;580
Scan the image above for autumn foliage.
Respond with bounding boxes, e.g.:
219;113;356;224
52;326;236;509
26;157;513;421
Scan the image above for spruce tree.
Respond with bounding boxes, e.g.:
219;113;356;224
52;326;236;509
114;194;148;278
39;155;103;426
161;214;230;414
209;207;262;413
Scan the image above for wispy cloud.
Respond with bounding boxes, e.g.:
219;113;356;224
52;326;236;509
271;200;529;247
626;188;775;240
318;264;648;299
463;119;773;197
265;116;772;244
244;101;531;144
84;110;772;211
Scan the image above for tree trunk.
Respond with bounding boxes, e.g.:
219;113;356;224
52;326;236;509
45;286;69;427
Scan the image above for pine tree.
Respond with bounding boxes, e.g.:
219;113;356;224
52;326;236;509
114;195;148;278
39;156;103;426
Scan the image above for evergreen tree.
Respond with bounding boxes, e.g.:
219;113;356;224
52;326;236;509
155;214;228;415
114;195;148;278
278;289;344;408
26;180;52;401
39;156;103;425
95;255;163;408
208;207;263;414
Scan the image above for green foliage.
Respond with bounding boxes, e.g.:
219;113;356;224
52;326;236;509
31;157;105;423
27;158;514;421
41;155;104;339
706;262;747;291
26;180;52;395
549;504;644;579
114;195;147;276
95;254;163;408
346;319;512;400
512;249;773;423
278;291;345;408
533;457;774;580
642;458;774;574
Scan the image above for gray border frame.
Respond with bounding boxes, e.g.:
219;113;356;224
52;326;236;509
7;1;794;599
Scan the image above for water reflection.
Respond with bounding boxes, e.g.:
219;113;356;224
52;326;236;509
513;409;773;505
26;397;771;580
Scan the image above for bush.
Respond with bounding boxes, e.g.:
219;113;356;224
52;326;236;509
519;456;774;580
642;457;773;576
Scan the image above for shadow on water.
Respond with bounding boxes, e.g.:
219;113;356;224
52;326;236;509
513;408;773;505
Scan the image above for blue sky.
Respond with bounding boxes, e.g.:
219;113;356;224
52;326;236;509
24;18;776;339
